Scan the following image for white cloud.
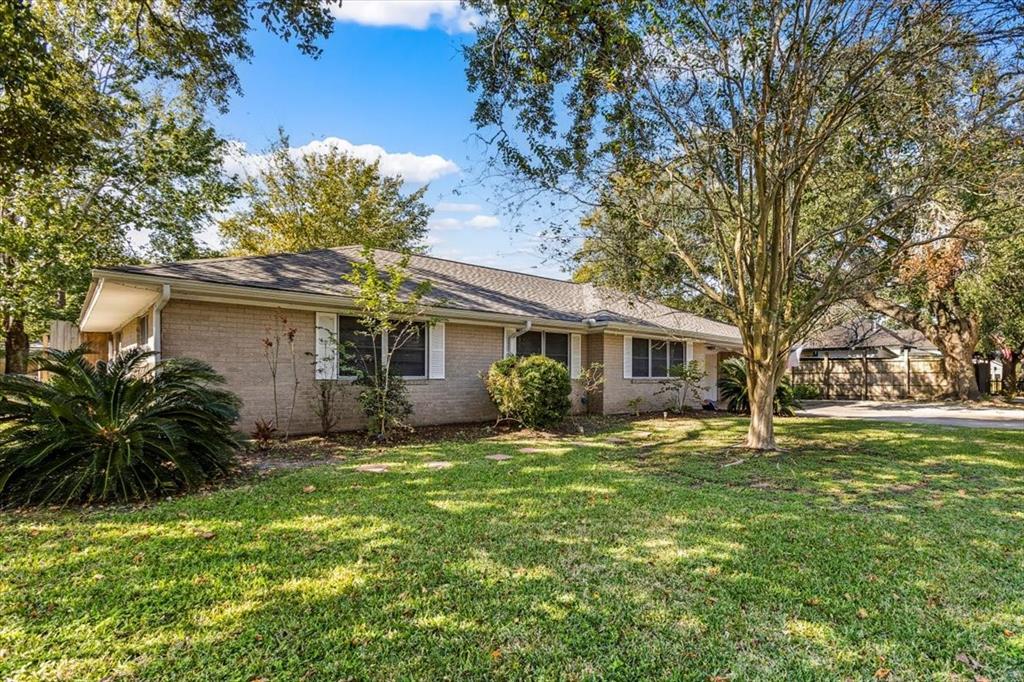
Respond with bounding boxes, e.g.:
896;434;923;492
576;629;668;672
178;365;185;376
436;201;482;213
427;217;463;230
465;214;500;229
331;1;480;33
223;137;459;184
428;214;499;231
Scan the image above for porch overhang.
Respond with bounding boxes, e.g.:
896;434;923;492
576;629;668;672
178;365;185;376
78;278;163;332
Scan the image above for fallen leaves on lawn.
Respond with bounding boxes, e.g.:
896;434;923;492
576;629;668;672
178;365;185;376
302;485;316;493
198;531;216;540
856;608;869;620
874;669;891;679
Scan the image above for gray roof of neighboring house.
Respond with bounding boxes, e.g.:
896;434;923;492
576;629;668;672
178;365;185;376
805;319;936;350
106;246;741;341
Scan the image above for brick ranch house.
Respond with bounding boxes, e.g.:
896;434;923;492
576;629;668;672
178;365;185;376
76;247;742;434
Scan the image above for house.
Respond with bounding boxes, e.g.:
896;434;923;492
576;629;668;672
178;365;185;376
800;319;940;360
76;247;742;434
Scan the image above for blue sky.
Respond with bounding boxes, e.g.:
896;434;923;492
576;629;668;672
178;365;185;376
207;0;569;278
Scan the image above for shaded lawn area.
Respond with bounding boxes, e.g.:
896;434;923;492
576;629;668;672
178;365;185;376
1;417;1022;680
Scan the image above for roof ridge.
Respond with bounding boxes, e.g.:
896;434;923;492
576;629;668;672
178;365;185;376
354;246;588;287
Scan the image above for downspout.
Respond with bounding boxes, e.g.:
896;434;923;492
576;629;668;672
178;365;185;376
152;284;171;361
507;320;533;356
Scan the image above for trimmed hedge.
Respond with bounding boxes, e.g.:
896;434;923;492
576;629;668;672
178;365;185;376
485;355;572;428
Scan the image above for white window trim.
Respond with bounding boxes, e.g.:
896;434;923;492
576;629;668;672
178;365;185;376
630;337;687;379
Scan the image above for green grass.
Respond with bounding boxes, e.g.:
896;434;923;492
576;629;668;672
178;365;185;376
1;416;1022;680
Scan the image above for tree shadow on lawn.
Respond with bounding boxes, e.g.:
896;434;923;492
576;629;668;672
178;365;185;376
1;417;1022;680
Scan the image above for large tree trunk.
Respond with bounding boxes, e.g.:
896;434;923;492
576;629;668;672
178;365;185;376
745;360;782;450
935;335;980;400
1001;352;1020;397
4;317;29;374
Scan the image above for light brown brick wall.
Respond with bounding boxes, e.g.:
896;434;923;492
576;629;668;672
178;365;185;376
599;335;720;414
161;299;717;432
161;299;513;434
601;333;674;414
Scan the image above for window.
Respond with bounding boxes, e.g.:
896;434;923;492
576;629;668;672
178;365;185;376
517;330;542;357
338;316;378;375
545;333;569;366
391;322;427;377
336;315;427;378
631;338;687;378
632;337;650;377
516;330;570;367
136;314;149;346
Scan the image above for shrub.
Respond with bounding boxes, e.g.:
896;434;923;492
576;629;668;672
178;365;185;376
355;367;413;440
0;347;240;506
485;355;572;428
792;382;821;400
718;357;801;417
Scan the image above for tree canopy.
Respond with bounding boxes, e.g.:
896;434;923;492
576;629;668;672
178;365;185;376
464;0;1024;448
219;135;433;255
1;0;339;371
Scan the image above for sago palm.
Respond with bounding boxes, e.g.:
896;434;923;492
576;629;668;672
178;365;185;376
718;357;801;417
0;347;240;505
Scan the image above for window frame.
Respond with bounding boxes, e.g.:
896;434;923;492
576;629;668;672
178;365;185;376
515;329;571;368
336;314;429;380
136;314;149;347
630;337;687;379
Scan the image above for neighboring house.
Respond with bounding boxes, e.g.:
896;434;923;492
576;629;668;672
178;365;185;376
76;247;742;434
800;319;940;360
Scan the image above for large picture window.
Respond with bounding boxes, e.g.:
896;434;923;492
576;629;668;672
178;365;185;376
337;315;427;378
516;330;570;367
631;338;687;378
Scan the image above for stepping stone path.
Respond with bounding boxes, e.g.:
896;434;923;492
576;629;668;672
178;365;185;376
632;431;653;439
518;447;544;453
355;464;389;473
424;461;453;470
486;453;513;461
605;437;629;445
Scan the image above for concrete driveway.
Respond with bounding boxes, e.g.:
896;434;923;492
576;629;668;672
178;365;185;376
798;400;1024;430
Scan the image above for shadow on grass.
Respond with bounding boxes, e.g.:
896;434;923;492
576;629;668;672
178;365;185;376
1;416;1022;679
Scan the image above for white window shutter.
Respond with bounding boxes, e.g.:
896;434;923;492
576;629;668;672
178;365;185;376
428;322;445;379
503;326;517;357
685;340;694;365
315;312;338;380
622;335;633;379
570;333;582;379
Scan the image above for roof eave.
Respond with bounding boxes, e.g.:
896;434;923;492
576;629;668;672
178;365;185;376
89;269;744;344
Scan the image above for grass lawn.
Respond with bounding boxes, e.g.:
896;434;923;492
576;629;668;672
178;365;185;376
1;416;1022;681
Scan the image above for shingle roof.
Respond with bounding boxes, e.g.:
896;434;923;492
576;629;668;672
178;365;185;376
805;319;936;350
108;246;741;341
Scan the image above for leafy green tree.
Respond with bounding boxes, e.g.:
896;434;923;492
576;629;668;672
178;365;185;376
1;0;340;370
1;101;234;373
341;248;436;441
0;1;106;189
463;0;1024;449
1;0;337;184
220;134;433;255
960;216;1024;396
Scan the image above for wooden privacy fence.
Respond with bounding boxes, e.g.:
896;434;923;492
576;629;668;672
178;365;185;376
789;355;947;400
